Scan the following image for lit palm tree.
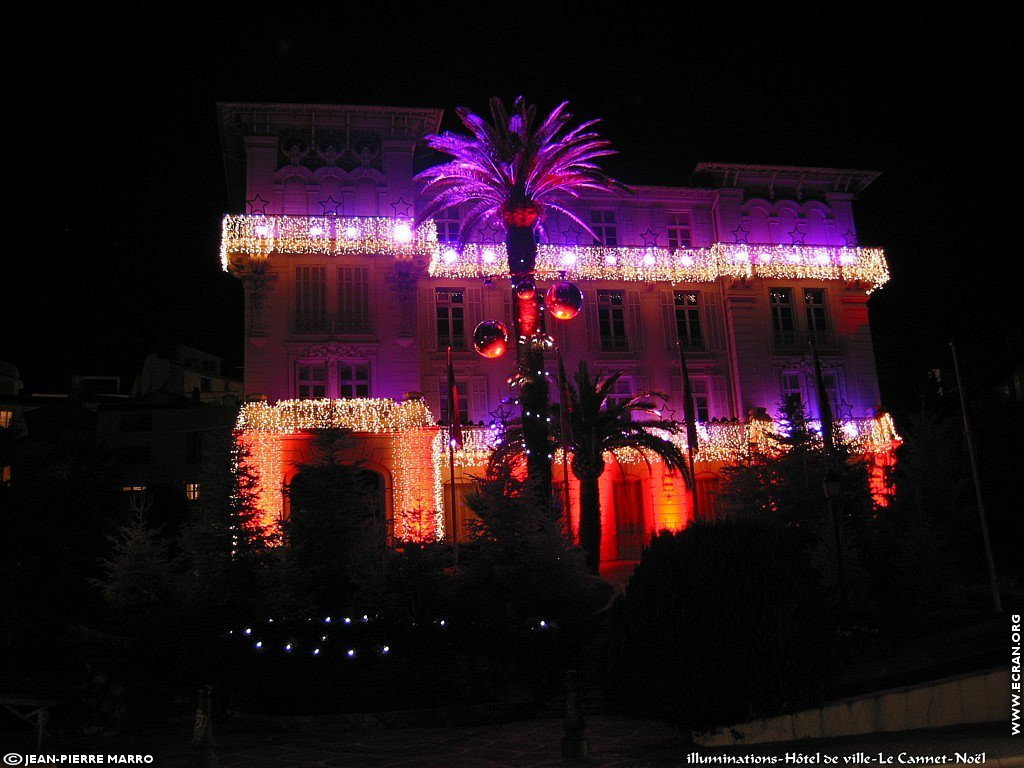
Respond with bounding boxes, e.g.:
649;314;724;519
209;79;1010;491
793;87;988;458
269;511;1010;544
560;361;691;572
416;97;626;502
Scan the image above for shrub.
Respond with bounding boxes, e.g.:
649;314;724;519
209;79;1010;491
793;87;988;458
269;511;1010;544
604;521;835;731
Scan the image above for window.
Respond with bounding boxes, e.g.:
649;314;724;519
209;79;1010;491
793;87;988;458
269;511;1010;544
691;378;710;423
590;209;617;246
435;209;461;244
297;364;327;398
781;371;804;407
0;410;12;429
185;482;201;501
598;290;629;350
439;378;470;425
606;375;635;410
338;266;371;332
770;287;796;347
673;291;703;348
338;362;370;398
0;465;10;485
821;371;841;417
803;288;831;346
435;288;466;349
295;266;328;332
667;211;693;249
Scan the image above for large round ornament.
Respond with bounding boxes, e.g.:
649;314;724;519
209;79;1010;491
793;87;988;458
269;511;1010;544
501;201;541;228
472;319;510;359
514;278;537;300
545;281;584;320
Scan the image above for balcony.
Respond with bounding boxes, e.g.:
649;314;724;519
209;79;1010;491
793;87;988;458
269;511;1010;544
772;329;836;352
291;313;373;335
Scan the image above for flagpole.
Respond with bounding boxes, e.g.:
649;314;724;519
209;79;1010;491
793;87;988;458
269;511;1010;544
446;346;463;570
449;436;459;570
810;340;847;620
676;342;700;522
950;340;1001;612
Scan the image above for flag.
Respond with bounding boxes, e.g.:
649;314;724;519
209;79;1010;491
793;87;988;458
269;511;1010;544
810;341;835;456
677;342;699;454
446;346;463;449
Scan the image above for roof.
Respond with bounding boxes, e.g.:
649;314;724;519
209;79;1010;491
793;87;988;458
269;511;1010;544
692;162;881;197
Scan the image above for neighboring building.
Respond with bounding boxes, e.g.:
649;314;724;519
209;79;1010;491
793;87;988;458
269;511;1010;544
0;349;240;506
218;102;899;560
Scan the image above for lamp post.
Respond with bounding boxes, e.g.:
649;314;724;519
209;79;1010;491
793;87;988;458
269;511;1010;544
823;467;847;622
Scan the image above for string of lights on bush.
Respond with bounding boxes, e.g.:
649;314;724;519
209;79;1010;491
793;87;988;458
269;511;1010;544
219;215;889;291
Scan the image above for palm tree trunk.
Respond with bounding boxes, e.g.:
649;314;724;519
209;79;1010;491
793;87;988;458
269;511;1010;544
578;474;601;573
507;224;552;511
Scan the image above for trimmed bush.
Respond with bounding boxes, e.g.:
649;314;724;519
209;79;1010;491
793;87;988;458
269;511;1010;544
604;521;835;730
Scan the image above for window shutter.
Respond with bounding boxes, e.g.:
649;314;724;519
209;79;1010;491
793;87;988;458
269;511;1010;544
626;291;644;351
693;209;712;247
471;377;488;425
584;292;600;352
704;297;724;352
662;290;678;352
419;286;437;351
466;287;482;348
424;375;441;424
712;376;730;419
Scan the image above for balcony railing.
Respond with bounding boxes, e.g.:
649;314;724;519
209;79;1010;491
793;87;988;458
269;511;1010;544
291;313;373;335
772;329;836;351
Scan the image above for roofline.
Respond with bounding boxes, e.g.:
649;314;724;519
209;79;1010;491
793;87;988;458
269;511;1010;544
693;162;881;195
216;102;444;134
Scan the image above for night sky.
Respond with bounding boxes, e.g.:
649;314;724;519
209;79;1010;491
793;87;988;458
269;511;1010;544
8;7;1016;416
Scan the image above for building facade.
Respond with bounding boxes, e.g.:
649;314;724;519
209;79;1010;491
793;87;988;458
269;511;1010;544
218;102;898;560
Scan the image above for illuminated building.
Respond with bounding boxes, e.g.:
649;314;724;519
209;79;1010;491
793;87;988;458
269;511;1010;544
218;102;898;557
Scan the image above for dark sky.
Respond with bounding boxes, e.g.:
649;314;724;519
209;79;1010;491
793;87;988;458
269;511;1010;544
7;6;1017;414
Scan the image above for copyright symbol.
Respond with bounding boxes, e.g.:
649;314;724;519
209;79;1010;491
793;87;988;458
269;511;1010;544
3;754;23;766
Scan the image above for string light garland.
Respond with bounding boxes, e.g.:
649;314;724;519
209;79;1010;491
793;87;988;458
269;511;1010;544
429;242;889;292
220;215;438;271
236;400;900;541
237;398;434;433
220;215;888;292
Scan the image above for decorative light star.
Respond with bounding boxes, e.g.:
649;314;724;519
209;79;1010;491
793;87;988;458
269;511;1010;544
562;226;583;245
731;224;750;244
390;198;413;217
319;197;344;215
843;229;859;246
246;195;269;214
479;223;502;244
640;229;659;247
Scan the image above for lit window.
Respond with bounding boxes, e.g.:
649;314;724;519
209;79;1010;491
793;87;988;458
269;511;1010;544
770;288;796;347
121;485;147;493
590;210;617;246
691;378;710;423
0;410;12;429
338;362;370;398
667;212;692;249
435;288;466;350
337;266;372;333
673;291;703;349
297;364;327;399
185;482;200;501
605;376;634;410
781;372;804;407
435;208;461;244
294;266;328;332
803;288;831;346
598;291;628;351
439;378;469;425
1;465;11;484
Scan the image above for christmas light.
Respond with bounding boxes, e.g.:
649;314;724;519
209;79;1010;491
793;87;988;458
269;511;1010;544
238;398;434;433
429;242;888;291
220;215;438;271
220;215;888;291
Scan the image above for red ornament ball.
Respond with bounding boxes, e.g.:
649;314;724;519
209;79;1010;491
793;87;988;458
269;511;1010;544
514;278;536;300
545;281;584;320
473;320;510;359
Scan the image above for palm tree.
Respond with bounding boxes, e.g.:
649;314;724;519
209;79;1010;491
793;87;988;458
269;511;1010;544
416;97;626;503
560;361;691;572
